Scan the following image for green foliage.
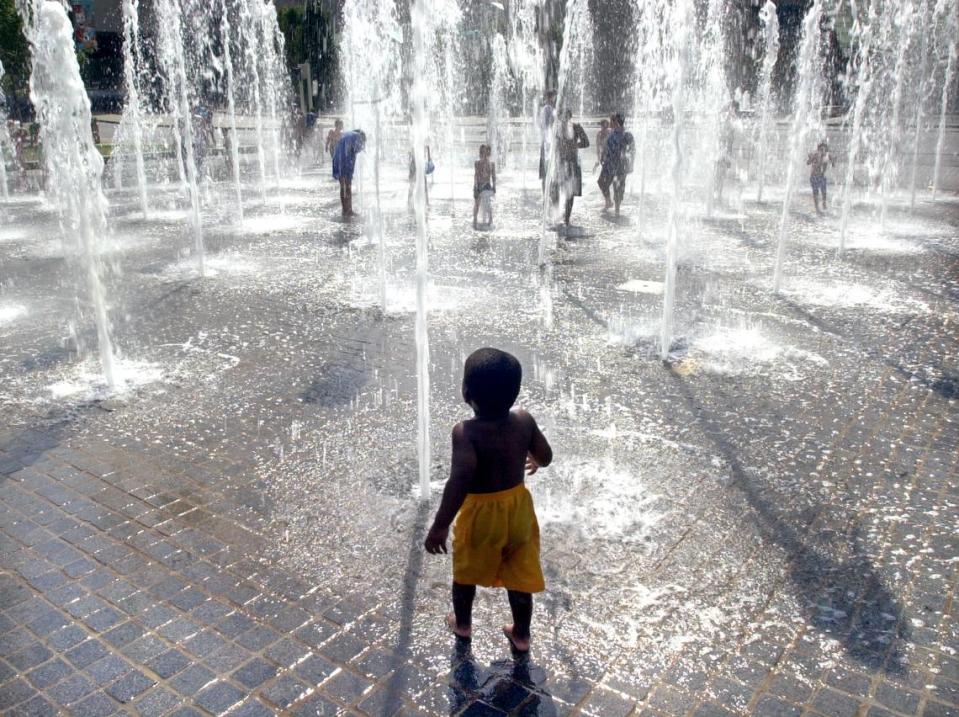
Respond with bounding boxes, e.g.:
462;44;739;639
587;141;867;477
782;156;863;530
278;6;306;70
0;0;30;103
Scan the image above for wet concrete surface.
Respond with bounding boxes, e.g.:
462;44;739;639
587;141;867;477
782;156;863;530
0;164;957;716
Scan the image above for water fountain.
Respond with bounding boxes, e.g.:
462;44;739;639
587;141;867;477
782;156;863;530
120;0;149;218
877;1;915;232
772;0;824;293
507;0;543;193
932;0;958;201
0;60;10;200
488;34;512;170
219;0;244;220
410;0;433;500
754;1;779;204
24;0;116;386
659;0;695;360
631;0;670;228
699;0;729;218
238;0;270;203
154;0;205;274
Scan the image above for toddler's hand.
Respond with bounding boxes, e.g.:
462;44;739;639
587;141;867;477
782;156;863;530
526;455;540;475
424;526;448;554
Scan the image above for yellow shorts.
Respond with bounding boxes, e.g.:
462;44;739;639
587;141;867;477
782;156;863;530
452;484;545;593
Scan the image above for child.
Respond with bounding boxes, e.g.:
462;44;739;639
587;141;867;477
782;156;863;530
593;118;610;172
551;109;590;227
408;145;433;210
807;141;832;215
332;129;366;219
473;144;496;229
598;112;634;216
325;119;343;162
425;348;553;654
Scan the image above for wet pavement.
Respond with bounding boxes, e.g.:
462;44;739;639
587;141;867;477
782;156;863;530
0;161;957;716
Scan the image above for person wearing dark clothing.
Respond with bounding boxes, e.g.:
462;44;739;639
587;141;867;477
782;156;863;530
598;113;634;216
332;129;366;219
550;109;590;227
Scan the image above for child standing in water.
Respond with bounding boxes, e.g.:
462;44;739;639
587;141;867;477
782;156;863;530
807;141;833;215
473;144;496;229
425;348;553;654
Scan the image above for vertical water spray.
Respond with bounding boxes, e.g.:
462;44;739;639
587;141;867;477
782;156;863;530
488;34;511;169
411;0;432;500
839;3;877;254
220;0;244;220
631;0;669;228
700;0;728;218
772;1;824;293
660;0;694;361
120;0;148;218
238;0;269;203
878;0;915;231
755;1;779;204
908;0;932;211
24;1;116;385
0;60;9;200
538;0;586;266
931;0;957;202
155;0;205;274
260;2;287;199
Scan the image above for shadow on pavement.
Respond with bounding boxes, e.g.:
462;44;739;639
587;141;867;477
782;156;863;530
665;367;910;674
449;637;558;716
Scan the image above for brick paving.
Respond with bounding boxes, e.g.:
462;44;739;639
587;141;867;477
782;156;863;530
0;173;957;716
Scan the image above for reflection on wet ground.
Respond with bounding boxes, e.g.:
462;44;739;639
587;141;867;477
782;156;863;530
0;166;957;715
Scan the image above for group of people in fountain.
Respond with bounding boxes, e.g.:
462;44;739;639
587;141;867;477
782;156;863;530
321;89;836;226
320;88;638;228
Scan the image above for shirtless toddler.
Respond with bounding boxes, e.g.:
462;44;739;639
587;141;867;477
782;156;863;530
424;348;553;653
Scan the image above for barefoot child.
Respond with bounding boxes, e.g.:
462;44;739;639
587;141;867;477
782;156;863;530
473;144;496;229
807;141;833;215
424;348;553;653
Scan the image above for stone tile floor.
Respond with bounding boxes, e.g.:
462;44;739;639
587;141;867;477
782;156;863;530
1;169;957;716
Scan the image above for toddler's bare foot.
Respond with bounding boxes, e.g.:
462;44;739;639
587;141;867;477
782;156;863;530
502;624;530;653
446;613;471;639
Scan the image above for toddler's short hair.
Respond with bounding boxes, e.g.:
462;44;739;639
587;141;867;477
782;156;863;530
463;348;521;417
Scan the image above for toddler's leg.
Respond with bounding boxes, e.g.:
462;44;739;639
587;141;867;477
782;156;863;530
506;590;533;643
451;582;475;633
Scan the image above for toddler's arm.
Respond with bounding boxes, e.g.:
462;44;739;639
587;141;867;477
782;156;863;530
521;411;552;475
424;423;477;554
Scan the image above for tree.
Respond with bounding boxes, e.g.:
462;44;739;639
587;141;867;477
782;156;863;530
0;0;30;118
278;5;306;72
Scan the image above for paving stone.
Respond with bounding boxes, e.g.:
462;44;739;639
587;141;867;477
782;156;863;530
233;658;278;688
324;669;374;705
215;611;256;637
71;691;120;716
182;629;229;657
812;687;863;717
65;640;112;669
85;655;131;687
168;664;217;697
874;682;921;715
47;672;96;706
145;649;191;679
319;631;368;663
26;658;73;690
105;670;155;703
8;642;54;671
265;638;313;668
0;678;37;710
261;674;309;709
101;620;145;648
194;680;245;713
234;624;282;651
47;625;88;651
8;694;59;717
294;653;338;685
753;695;802;716
291;693;341;717
132;686;181;717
